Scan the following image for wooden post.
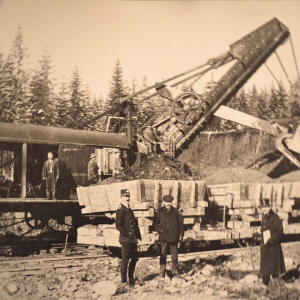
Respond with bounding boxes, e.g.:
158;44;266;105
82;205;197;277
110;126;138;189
154;181;160;209
21;143;27;199
125;102;133;166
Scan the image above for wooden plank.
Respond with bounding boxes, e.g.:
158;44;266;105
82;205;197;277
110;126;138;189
77;225;102;236
190;181;196;208
209;199;257;208
77;235;105;246
102;228;119;238
21;143;27;199
104;237;121;247
228;208;256;215
183;217;196;224
154;181;160;209
208;182;248;202
173;181;179;208
181;207;205;216
290;181;300;198
241;214;262;222
196;201;208;208
227;221;251;229
195;181;207;202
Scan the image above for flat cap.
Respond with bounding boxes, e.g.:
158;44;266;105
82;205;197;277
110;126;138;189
90;153;96;159
163;195;174;202
121;189;130;197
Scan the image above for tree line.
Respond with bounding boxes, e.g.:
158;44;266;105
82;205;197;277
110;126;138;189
0;28;300;135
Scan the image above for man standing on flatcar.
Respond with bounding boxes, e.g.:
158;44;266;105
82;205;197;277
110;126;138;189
88;153;99;185
153;195;184;278
116;189;141;286
42;151;60;200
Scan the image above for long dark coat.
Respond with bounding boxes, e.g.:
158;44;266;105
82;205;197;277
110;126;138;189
260;209;286;276
153;206;184;243
116;203;141;244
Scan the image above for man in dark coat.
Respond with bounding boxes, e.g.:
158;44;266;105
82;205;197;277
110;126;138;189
260;207;286;285
153;195;184;277
116;189;141;286
88;153;99;185
42;151;60;200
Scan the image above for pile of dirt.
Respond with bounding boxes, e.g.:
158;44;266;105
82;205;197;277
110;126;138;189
100;154;193;184
278;170;300;182
204;167;274;185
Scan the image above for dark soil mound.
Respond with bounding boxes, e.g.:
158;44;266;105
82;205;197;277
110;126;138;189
100;154;193;184
204;167;274;185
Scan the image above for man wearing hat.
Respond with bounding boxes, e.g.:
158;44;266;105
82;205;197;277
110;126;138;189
88;153;99;185
114;149;124;173
42;151;60;200
153;195;184;277
116;189;141;286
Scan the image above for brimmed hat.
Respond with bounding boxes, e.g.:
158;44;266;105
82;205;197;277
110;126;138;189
115;149;121;153
121;189;130;197
90;153;96;159
163;195;174;202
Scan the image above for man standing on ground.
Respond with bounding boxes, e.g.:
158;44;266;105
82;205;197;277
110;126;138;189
260;205;286;285
42;151;59;200
116;189;141;286
153;195;184;277
88;153;99;185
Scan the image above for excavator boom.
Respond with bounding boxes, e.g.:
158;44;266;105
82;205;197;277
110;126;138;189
155;18;290;149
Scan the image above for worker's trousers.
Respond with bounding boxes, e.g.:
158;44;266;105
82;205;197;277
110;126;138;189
46;173;56;199
159;242;178;276
120;243;139;283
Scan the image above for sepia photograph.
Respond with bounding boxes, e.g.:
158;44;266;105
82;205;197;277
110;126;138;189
0;0;300;299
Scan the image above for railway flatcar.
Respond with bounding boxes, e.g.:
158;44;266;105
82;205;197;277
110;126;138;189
0;122;129;229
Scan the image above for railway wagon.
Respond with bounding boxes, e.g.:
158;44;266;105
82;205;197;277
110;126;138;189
0;122;129;229
77;179;300;252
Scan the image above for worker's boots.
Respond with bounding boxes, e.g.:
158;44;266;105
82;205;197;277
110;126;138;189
52;190;58;200
46;192;51;200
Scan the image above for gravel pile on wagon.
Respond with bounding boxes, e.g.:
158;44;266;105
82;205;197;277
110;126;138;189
100;154;193;184
204;167;274;184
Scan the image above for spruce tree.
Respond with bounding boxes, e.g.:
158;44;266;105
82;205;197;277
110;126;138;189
1;27;30;122
107;58;127;114
53;79;69;127
27;49;54;125
66;66;86;129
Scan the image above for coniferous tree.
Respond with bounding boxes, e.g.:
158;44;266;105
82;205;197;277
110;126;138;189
27;49;54;125
268;83;288;119
1;27;30;122
66;66;86;129
53;79;69;127
288;80;300;117
106;58;127;114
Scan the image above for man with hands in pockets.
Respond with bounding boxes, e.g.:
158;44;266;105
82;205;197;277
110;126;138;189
153;195;184;278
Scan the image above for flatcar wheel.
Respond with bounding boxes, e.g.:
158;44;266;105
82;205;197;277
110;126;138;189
25;211;46;230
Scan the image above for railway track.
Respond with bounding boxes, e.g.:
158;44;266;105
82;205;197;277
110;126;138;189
0;241;298;277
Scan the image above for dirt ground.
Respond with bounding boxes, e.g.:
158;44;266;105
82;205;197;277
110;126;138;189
0;242;300;300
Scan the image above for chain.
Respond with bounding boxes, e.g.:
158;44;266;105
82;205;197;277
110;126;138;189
275;50;292;85
289;36;300;80
264;62;282;88
187;67;212;91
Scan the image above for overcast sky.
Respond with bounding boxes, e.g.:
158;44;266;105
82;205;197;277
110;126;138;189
0;0;300;99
